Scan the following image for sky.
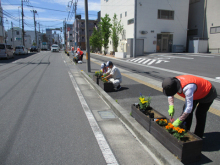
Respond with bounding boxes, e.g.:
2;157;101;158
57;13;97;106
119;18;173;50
1;0;101;41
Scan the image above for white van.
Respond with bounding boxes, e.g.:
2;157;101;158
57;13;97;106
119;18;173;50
0;44;14;59
51;44;60;52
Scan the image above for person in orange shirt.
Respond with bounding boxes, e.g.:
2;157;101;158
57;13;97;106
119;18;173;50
162;75;217;138
71;46;74;53
77;50;84;61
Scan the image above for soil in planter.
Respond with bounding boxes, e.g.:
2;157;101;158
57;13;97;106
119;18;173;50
137;106;164;119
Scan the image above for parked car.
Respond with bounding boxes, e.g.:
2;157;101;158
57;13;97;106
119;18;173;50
0;44;14;59
30;46;40;52
15;46;28;55
51;44;60;52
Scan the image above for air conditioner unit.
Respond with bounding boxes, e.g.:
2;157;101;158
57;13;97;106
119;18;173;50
139;31;148;35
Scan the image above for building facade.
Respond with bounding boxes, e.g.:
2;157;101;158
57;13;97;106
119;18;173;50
7;27;31;49
73;18;97;50
188;0;220;53
0;2;5;43
101;0;189;54
67;24;73;50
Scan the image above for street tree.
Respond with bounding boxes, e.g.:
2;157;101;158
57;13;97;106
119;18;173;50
89;25;102;53
99;14;112;55
111;13;123;52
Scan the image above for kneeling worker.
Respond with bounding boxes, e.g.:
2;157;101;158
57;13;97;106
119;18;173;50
162;75;217;138
105;61;122;90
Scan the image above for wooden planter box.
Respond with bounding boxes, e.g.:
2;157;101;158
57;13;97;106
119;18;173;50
131;104;166;132
93;75;99;85
99;80;114;92
150;121;203;164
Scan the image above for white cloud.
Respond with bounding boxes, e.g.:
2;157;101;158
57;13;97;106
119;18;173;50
2;4;46;12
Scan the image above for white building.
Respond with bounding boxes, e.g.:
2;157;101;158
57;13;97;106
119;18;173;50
7;27;32;49
101;0;189;55
67;24;73;50
0;2;5;43
188;0;220;53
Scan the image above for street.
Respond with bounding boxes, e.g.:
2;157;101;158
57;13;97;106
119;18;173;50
0;51;160;165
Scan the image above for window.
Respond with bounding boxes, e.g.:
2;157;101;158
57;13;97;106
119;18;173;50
120;14;122;19
188;29;198;35
158;10;174;20
122;30;126;40
82;29;84;32
210;26;220;34
70;34;72;36
127;18;134;25
190;0;200;4
16;31;19;35
125;11;127;17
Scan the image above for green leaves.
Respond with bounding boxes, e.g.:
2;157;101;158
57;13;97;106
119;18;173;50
111;13;123;52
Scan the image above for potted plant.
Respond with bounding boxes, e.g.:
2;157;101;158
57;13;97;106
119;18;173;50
131;95;166;131
99;74;114;92
151;119;203;164
93;70;103;84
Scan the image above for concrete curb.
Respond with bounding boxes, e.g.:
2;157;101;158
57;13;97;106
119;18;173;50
81;71;183;165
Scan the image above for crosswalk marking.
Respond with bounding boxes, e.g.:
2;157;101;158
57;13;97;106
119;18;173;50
142;59;151;64
127;58;169;65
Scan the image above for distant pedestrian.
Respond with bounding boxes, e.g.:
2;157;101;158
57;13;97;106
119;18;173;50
105;61;122;90
162;75;217;138
71;46;74;53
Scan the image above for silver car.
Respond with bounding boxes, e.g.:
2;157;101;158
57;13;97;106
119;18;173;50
15;46;28;55
0;44;14;59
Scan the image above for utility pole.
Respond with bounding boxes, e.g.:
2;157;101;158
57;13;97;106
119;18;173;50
21;0;24;46
74;1;77;50
31;10;37;46
11;22;14;49
84;0;90;72
38;23;40;49
21;0;29;46
133;0;137;58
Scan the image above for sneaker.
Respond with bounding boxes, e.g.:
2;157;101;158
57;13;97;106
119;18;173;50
116;85;121;90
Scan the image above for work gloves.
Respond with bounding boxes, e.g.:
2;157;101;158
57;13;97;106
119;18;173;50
168;105;175;117
172;118;182;127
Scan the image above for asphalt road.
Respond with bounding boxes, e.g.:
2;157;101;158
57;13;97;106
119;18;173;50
0;51;106;164
75;52;220;165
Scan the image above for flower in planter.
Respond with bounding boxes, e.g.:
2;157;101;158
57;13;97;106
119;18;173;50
101;78;108;83
165;123;186;140
95;70;103;77
139;95;151;110
156;119;168;126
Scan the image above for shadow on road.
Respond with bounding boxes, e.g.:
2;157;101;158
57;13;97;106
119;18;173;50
202;132;220;152
0;53;39;63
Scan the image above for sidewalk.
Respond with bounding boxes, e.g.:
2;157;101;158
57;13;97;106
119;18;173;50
67;51;220;164
62;52;166;165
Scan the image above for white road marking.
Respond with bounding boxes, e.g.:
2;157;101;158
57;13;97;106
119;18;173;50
186;54;214;58
12;60;19;64
129;58;136;62
159;55;194;59
147;60;156;65
155;60;169;64
215;77;220;80
133;58;143;62
142;59;152;64
64;60;66;63
138;59;146;63
68;72;118;165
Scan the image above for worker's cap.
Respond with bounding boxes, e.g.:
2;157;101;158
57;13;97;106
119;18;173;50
101;63;106;69
106;61;113;67
162;77;180;96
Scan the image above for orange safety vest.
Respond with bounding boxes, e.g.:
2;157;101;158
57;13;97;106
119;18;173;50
176;75;212;100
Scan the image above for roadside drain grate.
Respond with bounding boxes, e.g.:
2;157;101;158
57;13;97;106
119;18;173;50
98;111;116;119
